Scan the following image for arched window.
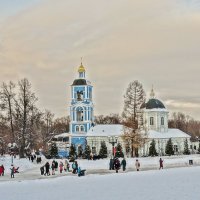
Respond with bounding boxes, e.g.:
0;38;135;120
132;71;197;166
76;126;79;132
161;117;164;125
77;107;84;121
150;117;154;125
80;125;84;132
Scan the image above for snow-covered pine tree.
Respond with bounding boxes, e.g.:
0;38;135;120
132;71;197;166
50;142;58;158
99;141;108;158
165;138;174;156
84;145;91;159
69;144;76;157
183;139;190;155
115;143;124;158
149;139;158;156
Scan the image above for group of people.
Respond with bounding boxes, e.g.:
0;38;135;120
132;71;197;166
40;159;86;177
109;157;127;173
109;157;164;173
28;153;42;164
40;159;70;176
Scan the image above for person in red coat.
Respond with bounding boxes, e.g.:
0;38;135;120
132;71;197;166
159;158;163;169
0;165;2;176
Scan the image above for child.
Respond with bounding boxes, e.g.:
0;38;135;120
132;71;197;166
10;164;15;178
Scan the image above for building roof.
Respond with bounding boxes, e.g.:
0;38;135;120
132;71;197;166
53;133;71;138
147;129;191;139
86;124;130;137
72;79;87;86
140;98;165;109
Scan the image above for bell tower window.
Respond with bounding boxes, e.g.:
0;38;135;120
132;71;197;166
150;117;154;125
77;107;84;121
77;91;83;101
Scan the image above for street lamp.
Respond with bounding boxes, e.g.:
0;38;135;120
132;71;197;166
8;143;17;164
108;136;118;157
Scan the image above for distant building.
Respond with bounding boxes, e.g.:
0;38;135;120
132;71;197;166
138;88;191;156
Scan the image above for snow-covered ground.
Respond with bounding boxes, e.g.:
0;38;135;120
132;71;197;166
78;154;200;170
0;166;200;200
0;155;37;173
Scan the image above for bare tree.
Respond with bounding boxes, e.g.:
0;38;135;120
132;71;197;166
14;78;38;158
122;80;146;130
95;114;122;125
122;80;146;157
0;81;16;142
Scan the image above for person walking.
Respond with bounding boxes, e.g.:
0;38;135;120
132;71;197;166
0;165;3;176
72;161;76;174
40;166;45;175
109;158;114;170
31;155;34;163
44;162;50;176
55;161;58;171
159;158;164;169
59;161;64;173
10;164;15;178
114;157;120;173
121;158;127;171
135;159;140;171
52;161;56;175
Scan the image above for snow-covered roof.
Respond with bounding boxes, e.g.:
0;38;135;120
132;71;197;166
53;133;71;138
87;124;129;137
147;129;191;139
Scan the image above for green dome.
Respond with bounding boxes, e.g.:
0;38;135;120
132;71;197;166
140;98;165;109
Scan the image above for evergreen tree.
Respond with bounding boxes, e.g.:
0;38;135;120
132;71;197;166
69;144;76;157
50;142;58;158
149;139;158;156
99;141;108;158
78;145;83;158
165;138;174;156
183;139;190;155
198;142;200;154
115;143;124;158
84;145;91;159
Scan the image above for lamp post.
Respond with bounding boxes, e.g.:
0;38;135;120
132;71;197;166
8;143;16;164
108;136;118;157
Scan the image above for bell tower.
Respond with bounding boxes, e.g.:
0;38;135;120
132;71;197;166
70;61;94;148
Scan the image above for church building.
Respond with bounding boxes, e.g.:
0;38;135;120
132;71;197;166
69;62;94;150
52;62;191;158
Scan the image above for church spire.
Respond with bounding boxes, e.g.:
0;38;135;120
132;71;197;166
150;85;155;99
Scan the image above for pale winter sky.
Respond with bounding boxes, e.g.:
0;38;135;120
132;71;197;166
0;0;200;119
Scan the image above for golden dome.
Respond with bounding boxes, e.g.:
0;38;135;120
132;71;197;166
78;63;86;73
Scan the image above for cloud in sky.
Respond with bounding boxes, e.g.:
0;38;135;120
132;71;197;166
0;0;200;119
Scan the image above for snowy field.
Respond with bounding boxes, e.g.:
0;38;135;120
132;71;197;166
0;155;36;173
0;166;200;200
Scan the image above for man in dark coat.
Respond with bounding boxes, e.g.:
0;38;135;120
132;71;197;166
109;158;114;170
159;158;163;169
114;158;120;173
44;162;50;176
40;166;45;175
121;158;126;171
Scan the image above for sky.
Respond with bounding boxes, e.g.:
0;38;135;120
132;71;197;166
0;0;200;119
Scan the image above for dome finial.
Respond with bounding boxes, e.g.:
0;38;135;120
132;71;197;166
78;57;85;73
150;85;155;99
